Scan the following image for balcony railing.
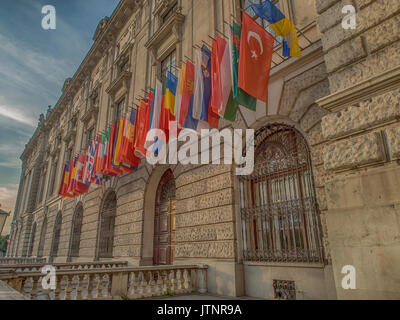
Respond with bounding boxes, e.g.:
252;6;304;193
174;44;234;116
0;261;129;273
0;264;208;300
0;258;46;265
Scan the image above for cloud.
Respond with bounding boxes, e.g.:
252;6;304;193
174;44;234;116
0;184;18;212
0;104;37;127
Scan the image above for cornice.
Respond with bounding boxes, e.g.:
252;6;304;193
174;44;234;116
145;11;185;56
317;65;400;112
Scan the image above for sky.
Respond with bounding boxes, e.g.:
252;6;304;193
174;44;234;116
0;0;120;234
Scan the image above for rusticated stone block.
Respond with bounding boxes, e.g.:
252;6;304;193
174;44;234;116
176;164;231;188
113;245;140;258
364;14;400;53
308;122;325;146
114;210;143;225
386;125;400;159
300;105;329;133
321;0;400;51
289;80;330;123
323;132;384;171
322;89;400;139
316;0;340;14
318;0;354;32
175;205;234;227
328;41;400;93
280;63;328;116
81;221;98;233
175;241;235;259
311;144;324;165
325;37;366;73
176;189;233;214
114;221;142;234
176;223;234;242
114;233;141;246
79;230;97;241
176;172;232;200
355;0;375;9
118;190;144;206
116;199;143;215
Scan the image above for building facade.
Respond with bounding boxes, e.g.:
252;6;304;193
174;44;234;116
6;0;400;300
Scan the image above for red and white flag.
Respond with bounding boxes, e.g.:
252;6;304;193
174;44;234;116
238;12;274;103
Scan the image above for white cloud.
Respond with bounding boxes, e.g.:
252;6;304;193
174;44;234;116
0;184;18;212
0;104;36;127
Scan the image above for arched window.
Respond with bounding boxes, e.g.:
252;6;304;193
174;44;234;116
98;191;117;258
15;222;23;257
239;124;324;263
154;170;176;265
37;217;47;258
50;212;62;258
69;204;83;257
27;222;36;257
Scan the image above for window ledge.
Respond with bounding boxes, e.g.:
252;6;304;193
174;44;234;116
243;261;325;269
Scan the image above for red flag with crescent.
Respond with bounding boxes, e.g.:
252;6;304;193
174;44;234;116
238;12;274;103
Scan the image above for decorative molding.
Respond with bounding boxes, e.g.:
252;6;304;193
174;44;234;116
317;65;400;113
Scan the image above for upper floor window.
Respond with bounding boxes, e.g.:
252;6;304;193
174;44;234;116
114;99;124;123
241;0;283;47
162;2;178;23
161;50;177;80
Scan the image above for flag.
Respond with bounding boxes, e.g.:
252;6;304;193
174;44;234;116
179;61;198;130
165;72;178;116
58;164;71;198
211;38;223;116
75;153;90;194
193;48;204;120
238;12;274;103
105;125;122;175
174;66;184;126
148;89;156;130
121;108;141;168
223;30;238;122
231;22;257;111
200;45;219;128
251;0;301;57
114;116;132;173
218;36;233;118
135;98;151;157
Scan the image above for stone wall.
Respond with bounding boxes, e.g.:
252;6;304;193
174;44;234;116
316;0;400;299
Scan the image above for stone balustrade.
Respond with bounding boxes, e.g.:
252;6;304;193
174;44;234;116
0;258;47;265
0;261;129;273
0;265;208;300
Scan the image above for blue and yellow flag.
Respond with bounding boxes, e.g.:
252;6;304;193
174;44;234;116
251;0;301;57
164;71;178;116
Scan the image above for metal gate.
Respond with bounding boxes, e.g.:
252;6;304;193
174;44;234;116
153;170;176;265
239;124;324;263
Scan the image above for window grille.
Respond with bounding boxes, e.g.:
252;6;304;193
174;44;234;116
239;124;324;263
98;191;117;259
37;217;47;258
27;222;36;257
50;212;62;258
70;204;83;257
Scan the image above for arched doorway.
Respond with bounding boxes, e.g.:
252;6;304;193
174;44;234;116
69;203;83;258
27;222;36;257
37;216;47;257
153;169;176;265
50;212;62;258
98;191;117;259
239;124;324;263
